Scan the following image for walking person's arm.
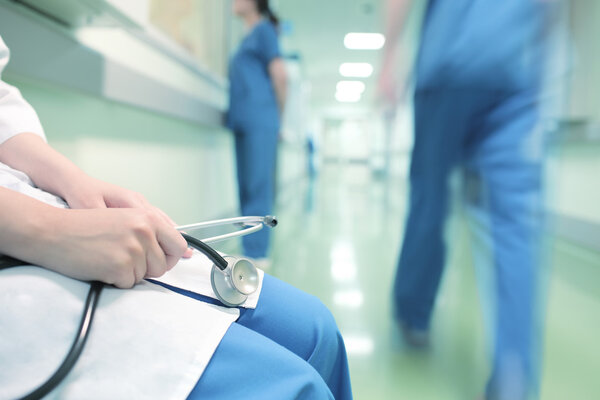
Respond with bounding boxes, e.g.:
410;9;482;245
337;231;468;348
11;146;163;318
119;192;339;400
378;0;415;105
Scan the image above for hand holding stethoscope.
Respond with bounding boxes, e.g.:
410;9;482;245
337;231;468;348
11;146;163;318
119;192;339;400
0;215;277;400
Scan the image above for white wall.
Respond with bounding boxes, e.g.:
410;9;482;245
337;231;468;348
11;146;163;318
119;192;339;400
8;76;238;225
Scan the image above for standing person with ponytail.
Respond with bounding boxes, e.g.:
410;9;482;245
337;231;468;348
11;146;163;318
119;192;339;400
228;0;287;268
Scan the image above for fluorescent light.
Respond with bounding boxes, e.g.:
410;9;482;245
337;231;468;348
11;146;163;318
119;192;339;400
342;334;375;356
339;63;373;78
335;91;361;103
333;290;364;308
330;240;359;278
336;81;366;95
344;33;385;50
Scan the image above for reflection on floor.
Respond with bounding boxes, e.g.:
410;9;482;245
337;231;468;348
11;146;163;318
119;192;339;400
267;163;600;400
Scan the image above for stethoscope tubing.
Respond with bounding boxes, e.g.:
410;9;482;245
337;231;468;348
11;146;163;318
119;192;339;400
18;281;103;400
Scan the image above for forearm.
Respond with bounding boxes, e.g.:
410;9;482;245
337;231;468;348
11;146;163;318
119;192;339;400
0;132;88;202
382;0;414;67
0;186;61;264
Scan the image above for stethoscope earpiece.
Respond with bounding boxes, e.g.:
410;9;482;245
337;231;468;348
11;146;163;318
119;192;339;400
210;256;259;307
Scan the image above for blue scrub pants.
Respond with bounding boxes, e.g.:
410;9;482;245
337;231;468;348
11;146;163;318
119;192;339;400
186;274;353;399
234;124;279;258
394;89;545;399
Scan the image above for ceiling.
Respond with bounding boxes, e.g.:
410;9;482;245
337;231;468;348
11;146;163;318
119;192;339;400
276;0;387;116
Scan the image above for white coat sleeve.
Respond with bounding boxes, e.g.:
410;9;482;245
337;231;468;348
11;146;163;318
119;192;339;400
0;35;46;145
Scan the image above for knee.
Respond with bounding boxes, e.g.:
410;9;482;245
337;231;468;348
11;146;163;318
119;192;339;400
263;275;342;343
264;339;333;399
254;275;345;361
282;361;334;400
294;362;334;400
304;295;344;353
315;297;340;336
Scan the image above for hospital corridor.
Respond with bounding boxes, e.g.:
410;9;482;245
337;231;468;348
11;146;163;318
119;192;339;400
268;156;600;399
0;0;599;399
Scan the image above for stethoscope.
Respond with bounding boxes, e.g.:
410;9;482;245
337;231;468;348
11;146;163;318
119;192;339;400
0;215;277;400
176;215;278;307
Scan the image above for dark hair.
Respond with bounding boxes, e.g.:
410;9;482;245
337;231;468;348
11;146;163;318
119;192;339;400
255;0;279;27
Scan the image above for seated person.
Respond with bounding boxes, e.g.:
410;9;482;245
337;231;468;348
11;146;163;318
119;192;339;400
0;36;352;400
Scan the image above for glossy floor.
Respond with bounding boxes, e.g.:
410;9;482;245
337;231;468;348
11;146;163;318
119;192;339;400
266;163;600;400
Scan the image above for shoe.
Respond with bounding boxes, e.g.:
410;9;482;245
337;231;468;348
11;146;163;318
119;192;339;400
398;320;430;349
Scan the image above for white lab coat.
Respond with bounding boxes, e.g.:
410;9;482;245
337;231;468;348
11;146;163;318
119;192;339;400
0;36;263;399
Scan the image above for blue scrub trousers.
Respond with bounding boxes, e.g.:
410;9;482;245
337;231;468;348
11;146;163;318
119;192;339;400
234;123;278;258
185;274;353;399
394;89;544;399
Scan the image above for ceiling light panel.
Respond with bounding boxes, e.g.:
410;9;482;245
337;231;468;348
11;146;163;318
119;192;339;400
344;33;385;50
339;63;373;78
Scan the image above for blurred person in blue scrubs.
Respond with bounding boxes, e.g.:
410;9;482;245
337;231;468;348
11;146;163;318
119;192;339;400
379;0;560;399
228;0;287;268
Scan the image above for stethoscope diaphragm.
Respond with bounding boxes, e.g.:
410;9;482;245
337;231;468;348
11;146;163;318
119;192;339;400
210;256;260;307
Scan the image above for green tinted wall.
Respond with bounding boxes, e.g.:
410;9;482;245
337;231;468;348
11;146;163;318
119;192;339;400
6;75;238;224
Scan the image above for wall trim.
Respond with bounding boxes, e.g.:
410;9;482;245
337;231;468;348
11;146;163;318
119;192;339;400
0;1;225;128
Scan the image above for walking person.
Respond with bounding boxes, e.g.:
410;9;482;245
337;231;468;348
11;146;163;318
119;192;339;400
379;1;558;398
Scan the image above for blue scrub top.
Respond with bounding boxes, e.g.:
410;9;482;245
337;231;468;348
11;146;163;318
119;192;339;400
416;0;554;91
227;20;281;132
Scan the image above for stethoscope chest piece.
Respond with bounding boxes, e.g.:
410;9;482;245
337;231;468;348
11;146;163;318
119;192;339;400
211;256;259;307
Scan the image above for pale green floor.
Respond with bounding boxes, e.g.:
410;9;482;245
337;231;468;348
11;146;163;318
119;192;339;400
263;163;600;400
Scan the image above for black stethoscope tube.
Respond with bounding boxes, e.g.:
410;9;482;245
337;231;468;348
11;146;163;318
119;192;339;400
181;232;228;271
19;281;103;400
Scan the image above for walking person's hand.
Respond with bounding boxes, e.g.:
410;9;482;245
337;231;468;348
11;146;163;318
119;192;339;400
378;62;399;107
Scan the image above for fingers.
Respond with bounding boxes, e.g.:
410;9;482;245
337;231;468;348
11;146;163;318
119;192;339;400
143;235;169;278
87;198;109;209
154;218;188;270
153;206;177;227
103;185;147;209
182;247;194;259
53;207;186;289
130;211;185;279
97;185;188;279
101;184;178;228
67;192;108;209
152;207;194;260
131;252;148;286
110;241;147;289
